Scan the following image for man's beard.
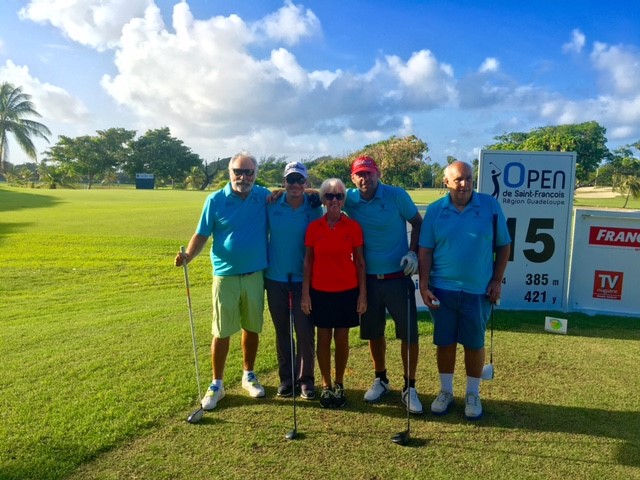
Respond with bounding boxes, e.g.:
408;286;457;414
234;181;253;193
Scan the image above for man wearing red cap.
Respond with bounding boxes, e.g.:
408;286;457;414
345;155;424;414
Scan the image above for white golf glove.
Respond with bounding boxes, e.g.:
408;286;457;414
400;251;418;276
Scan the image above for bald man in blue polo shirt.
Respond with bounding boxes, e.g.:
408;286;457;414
418;161;510;420
175;151;271;411
344;155;424;414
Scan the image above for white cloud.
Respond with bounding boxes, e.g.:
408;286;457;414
479;57;499;73
590;42;640;96
562;29;586;54
384;50;457;107
19;0;153;51
97;2;457;156
256;0;320;46
0;60;89;125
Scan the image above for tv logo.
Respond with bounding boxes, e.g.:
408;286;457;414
592;270;624;300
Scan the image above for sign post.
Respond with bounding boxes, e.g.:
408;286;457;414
478;150;576;310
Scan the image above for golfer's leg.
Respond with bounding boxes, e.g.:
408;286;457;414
241;329;259;371
369;336;386;372
293;283;315;386
333;328;349;385
212;336;230;379
436;343;457;374
463;347;485;378
401;341;419;379
316;328;332;387
265;280;291;385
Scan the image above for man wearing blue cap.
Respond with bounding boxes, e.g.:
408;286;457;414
265;162;323;399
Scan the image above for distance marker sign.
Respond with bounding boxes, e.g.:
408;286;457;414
478;150;576;310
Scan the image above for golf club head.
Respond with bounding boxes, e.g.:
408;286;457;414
392;430;410;446
187;408;204;424
285;429;297;440
481;363;495;381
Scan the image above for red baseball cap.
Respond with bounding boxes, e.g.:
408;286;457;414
351;155;379;174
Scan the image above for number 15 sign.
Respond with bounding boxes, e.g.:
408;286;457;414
478;150;576;310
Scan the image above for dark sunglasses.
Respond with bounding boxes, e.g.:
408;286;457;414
232;168;255;177
285;175;306;185
324;193;344;201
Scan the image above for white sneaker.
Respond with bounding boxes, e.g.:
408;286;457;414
202;383;225;411
242;372;266;398
431;390;454;415
363;378;390;402
465;392;483;420
402;387;424;414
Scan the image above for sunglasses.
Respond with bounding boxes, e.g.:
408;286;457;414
324;193;344;201
232;168;255;177
286;175;306;185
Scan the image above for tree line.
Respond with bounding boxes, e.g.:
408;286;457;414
2;81;639;198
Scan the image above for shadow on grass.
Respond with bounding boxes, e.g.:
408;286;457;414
0;186;61;213
212;386;639;468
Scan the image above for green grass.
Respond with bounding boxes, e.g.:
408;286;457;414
1;185;639;480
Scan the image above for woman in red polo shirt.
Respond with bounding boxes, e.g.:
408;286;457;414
301;178;367;408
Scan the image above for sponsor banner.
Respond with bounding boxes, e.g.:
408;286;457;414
478;150;576;310
589;226;640;248
568;208;640;316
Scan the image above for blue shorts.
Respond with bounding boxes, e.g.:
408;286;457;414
430;287;491;349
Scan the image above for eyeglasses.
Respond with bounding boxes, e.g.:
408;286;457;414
285;175;306;185
232;168;255;177
324;193;344;201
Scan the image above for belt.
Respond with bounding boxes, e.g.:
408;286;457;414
239;271;258;277
367;271;406;280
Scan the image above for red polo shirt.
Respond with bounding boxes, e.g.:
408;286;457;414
305;214;364;292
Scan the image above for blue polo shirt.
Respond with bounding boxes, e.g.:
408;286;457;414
344;182;418;275
266;194;323;283
196;183;270;276
419;191;511;294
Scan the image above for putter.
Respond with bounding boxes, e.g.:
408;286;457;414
482;302;495;381
285;274;298;440
392;278;413;446
181;246;205;424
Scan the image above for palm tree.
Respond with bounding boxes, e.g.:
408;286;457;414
0;82;52;172
622;175;640;208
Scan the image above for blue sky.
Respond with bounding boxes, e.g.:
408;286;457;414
1;0;639;166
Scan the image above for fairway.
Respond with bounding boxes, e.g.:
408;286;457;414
1;185;639;480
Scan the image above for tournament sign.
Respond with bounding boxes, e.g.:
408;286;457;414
478;150;576;310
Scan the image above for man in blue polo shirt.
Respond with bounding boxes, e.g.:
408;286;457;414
418;161;510;420
265;162;323;399
175;151;270;411
344;155;424;414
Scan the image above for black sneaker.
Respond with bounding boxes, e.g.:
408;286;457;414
300;384;316;400
333;384;346;408
319;387;334;408
276;384;294;397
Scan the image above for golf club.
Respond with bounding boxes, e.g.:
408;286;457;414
285;273;298;440
482;302;495;381
482;213;498;382
392;278;413;446
181;246;205;424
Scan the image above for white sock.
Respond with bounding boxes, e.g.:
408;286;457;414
439;373;454;393
212;379;223;389
243;370;253;379
466;376;481;395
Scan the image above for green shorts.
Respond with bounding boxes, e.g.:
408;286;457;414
211;271;264;338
